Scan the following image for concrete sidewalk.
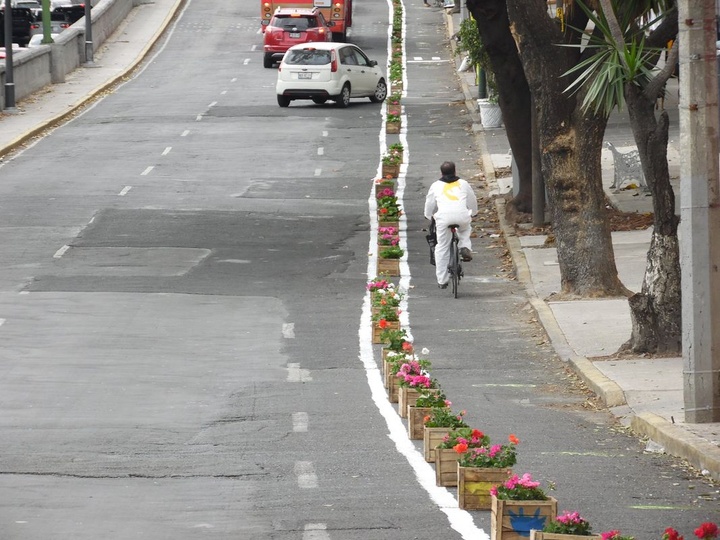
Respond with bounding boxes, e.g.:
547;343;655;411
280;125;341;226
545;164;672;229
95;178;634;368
444;9;720;481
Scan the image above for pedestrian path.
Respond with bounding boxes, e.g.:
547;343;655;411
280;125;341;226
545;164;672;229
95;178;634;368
444;9;720;481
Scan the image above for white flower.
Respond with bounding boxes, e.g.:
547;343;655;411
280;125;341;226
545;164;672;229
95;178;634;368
421;347;430;355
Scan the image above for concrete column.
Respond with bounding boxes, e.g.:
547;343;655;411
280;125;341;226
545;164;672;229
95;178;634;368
679;0;720;423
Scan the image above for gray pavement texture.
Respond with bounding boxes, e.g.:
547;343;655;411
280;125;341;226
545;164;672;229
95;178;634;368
0;0;718;485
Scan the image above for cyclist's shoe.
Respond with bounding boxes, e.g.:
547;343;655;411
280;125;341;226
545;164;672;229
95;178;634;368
438;282;448;289
460;247;473;262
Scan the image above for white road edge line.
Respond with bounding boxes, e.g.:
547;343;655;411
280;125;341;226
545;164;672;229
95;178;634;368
282;323;295;338
303;523;330;540
53;245;70;259
0;319;5;327
355;2;488;539
243;59;250;65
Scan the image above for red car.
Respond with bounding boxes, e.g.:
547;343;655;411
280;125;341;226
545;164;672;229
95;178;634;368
263;7;331;69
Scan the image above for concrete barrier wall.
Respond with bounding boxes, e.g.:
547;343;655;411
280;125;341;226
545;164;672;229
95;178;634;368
0;0;138;110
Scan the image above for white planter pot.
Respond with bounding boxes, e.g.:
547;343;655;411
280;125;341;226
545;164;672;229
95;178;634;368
477;99;503;128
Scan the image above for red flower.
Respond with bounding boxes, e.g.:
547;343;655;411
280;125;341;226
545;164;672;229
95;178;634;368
508;434;519;445
454;442;468;454
379;208;388;215
401;342;413;352
664;528;684;540
695;523;719;540
378;319;388;329
471;429;484;439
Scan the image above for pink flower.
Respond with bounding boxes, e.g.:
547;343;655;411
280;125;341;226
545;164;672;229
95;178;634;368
602;531;621;540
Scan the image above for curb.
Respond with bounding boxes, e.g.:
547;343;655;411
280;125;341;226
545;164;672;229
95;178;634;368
0;0;186;159
631;412;720;482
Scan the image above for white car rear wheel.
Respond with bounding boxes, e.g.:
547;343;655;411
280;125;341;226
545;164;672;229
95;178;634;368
370;79;387;103
336;84;351;108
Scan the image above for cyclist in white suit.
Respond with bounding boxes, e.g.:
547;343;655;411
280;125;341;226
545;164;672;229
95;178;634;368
423;161;478;288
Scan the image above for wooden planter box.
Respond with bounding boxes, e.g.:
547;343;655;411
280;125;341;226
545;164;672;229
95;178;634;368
375;181;396;196
378;219;400;229
458;466;512;510
397;386;421;418
423;427;450;462
435;447;460;486
377;257;400;276
408;406;432;440
381;163;400;178
388;372;400;403
530;533;601;540
491;496;558;540
372;319;399;344
386;121;401;134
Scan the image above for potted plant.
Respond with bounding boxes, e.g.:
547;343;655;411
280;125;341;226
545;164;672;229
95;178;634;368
374;175;396;195
456;434;519;509
396;359;436;418
490;473;558;540
386;112;401;134
530;511;601;540
377;225;400;249
371;304;400;344
387;92;402;115
435;427;490;487
377;244;403;276
422;407;468;462
408;388;448;440
381;150;402;177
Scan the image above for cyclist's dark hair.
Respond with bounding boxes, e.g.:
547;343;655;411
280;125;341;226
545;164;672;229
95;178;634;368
440;161;456;176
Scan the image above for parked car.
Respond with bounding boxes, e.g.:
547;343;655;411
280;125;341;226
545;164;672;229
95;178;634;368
263;7;331;69
276;42;387;108
0;7;34;47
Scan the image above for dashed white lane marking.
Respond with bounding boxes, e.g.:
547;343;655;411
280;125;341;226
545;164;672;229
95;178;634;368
119;186;132;196
287;363;311;382
407;58;446;63
221;90;227;95
314;168;322;177
243;58;250;65
292;412;308;432
318;147;324;156
141;166;154;176
53;245;70;259
0;319;5;327
294;462;318;489
231;77;237;82
282;323;295;338
251;44;257;51
181;130;190;137
208;101;217;108
162;147;172;156
303;523;330;540
322;130;328;137
19;291;29;295
196;114;203;121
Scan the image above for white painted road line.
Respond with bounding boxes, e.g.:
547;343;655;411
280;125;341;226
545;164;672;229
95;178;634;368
318;147;324;156
231;77;237;82
162;147;172;156
287;363;312;382
196;114;203;121
244;58;250;65
0;319;5;327
303;523;330;540
181;130;190;137
292;412;308;432
294;462;318;489
53;245;70;259
282;323;295;338
221;90;227;95
141;166;154;176
208;101;217;108
322;130;328;137
314;168;322;177
119;186;132;196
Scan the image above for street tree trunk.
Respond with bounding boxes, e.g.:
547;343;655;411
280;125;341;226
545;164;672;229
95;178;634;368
466;0;532;214
621;84;682;353
506;0;628;297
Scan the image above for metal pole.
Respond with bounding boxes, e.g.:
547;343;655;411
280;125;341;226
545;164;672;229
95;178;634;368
41;0;52;44
83;1;93;65
679;0;720;423
3;3;16;110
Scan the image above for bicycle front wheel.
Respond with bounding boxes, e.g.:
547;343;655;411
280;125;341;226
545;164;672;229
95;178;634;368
449;239;460;298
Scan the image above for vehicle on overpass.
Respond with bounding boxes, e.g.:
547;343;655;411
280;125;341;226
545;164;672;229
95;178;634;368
260;0;352;42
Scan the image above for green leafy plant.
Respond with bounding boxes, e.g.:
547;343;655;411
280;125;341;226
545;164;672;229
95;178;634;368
601;532;635;540
490;473;549;501
438;427;490;450
457;433;519;467
423;407;468;429
379;245;404;259
389;62;403;82
382;151;401;165
380;328;410;352
372;303;399;321
415;388;448;408
455;17;497;100
388;142;404;153
543;511;593;536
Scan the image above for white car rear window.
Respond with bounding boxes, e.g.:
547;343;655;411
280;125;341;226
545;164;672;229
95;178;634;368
285;49;331;65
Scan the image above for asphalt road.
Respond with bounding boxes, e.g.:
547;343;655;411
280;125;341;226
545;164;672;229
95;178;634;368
0;0;717;539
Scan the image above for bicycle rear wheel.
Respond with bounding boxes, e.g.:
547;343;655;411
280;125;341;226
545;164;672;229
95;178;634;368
449;237;460;298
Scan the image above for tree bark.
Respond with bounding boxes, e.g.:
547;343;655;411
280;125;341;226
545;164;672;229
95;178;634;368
466;0;533;214
621;84;681;353
506;0;628;297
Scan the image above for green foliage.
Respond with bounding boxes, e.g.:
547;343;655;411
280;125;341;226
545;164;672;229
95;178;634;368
379;245;404;259
423;407;468;429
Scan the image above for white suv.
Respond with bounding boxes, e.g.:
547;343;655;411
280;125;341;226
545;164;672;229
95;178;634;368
276;42;387;108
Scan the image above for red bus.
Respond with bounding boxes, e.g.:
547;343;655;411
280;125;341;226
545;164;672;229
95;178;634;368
261;0;352;42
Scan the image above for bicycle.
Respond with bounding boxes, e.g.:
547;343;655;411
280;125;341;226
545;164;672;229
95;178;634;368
447;224;463;298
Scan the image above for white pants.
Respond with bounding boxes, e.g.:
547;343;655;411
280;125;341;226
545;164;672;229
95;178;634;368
434;211;472;285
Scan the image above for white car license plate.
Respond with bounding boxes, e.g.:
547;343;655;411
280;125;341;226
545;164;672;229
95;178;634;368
289;32;301;38
298;72;312;79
